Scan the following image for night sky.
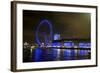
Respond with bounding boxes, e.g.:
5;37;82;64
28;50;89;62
23;10;91;44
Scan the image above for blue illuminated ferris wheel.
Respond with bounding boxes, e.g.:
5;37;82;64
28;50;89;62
35;19;53;46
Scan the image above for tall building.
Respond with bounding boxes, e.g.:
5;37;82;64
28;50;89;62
54;33;60;40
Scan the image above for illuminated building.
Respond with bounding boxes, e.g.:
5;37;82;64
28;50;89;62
54;33;60;40
64;41;74;48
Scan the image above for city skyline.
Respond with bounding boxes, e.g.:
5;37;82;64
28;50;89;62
23;10;91;62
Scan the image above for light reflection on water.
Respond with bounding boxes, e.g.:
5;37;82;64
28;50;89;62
31;47;90;62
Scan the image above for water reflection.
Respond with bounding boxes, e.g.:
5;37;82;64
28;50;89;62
23;47;91;62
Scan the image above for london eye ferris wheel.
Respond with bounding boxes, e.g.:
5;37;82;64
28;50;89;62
35;19;53;47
